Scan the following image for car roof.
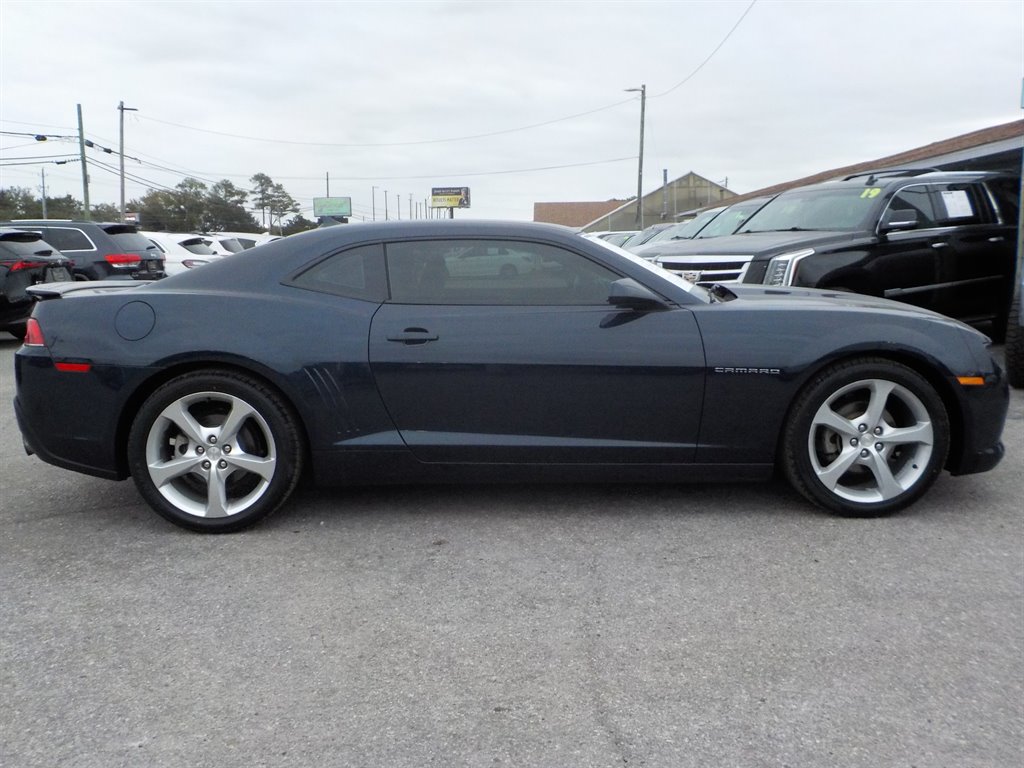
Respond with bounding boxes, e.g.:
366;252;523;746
794;169;1010;194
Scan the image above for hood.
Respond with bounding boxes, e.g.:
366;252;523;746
646;230;866;259
722;283;953;320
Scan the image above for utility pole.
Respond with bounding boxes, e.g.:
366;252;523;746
372;186;378;220
326;171;330;197
396;193;400;220
662;169;668;220
625;84;646;229
40;168;48;219
118;101;138;222
384;190;389;220
409;193;413;220
77;104;90;220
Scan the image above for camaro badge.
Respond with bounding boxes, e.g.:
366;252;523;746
714;366;782;375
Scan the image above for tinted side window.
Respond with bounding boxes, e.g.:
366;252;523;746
385;239;620;306
37;227;95;251
885;186;936;228
290;243;386;302
985;178;1020;224
930;183;984;226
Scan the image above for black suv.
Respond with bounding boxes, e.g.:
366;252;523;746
0;220;165;281
644;170;1019;337
0;229;73;339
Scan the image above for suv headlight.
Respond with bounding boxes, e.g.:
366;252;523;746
764;248;815;286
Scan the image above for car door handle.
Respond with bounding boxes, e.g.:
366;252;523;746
386;328;439;344
988;236;1005;243
931;242;950;249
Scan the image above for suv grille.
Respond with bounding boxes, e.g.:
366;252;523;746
656;255;752;284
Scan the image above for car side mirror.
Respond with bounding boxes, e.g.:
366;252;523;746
880;208;919;233
607;278;668;311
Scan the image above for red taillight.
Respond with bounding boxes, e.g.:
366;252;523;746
105;253;142;267
2;259;42;272
24;318;45;346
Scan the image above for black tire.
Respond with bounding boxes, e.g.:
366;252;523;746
782;358;950;517
1005;290;1024;389
127;370;303;532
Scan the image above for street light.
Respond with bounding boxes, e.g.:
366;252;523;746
118;101;138;222
625;84;646;229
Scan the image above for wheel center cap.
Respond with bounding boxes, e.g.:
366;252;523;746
208;446;222;459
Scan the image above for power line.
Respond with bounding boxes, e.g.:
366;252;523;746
136;99;638;148
86;157;179;193
651;0;758;98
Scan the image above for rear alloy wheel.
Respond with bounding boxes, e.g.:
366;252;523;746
128;371;302;532
782;359;949;516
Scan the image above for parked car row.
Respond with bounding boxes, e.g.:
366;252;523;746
624;169;1019;341
0;219;283;337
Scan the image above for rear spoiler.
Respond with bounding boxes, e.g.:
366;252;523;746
27;281;144;301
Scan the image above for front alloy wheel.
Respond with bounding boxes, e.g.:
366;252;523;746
128;371;302;532
783;359;950;516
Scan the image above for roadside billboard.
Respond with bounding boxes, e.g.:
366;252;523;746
430;187;470;208
313;197;353;217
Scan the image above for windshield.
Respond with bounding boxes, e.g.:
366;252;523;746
694;200;767;238
647;207;725;243
738;187;877;233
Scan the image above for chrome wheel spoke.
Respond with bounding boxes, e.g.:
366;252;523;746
863;379;896;427
816;447;861;491
882;422;933;447
204;468;230;518
226;452;276;481
864;451;905;500
813;406;860;438
218;398;259;445
149;455;203;487
160;400;208;445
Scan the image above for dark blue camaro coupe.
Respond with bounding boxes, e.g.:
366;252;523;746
14;221;1008;532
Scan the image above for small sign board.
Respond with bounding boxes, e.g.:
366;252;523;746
313;197;353;217
430;186;470;209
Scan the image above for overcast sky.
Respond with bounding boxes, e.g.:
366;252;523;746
1;0;1021;225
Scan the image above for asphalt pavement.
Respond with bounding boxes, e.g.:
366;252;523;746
1;335;1021;768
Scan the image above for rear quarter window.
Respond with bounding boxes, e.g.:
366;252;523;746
108;231;159;252
34;227;94;251
289;243;387;302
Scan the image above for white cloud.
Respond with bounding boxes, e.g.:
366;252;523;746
1;0;1021;222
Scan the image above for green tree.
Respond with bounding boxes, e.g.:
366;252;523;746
281;214;317;236
0;187;40;219
205;180;258;232
249;173;274;230
266;183;300;235
91;202;121;221
132;178;208;231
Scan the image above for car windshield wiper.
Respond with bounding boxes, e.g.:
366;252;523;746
742;227;821;233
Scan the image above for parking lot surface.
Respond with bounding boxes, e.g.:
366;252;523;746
1;335;1021;768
